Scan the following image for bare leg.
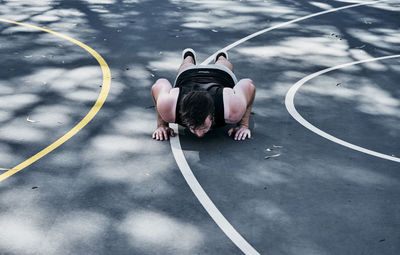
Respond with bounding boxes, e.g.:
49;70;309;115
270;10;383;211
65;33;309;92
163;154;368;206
178;55;195;73
215;55;234;72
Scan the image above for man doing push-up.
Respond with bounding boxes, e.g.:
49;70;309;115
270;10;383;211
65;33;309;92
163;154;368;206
151;48;256;141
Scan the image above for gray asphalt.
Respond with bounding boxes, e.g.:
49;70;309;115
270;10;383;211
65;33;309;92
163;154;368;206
0;0;399;254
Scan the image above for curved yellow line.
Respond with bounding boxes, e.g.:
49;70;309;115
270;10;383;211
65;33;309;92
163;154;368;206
0;18;111;182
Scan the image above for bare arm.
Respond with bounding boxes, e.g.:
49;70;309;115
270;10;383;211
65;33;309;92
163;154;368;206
223;78;256;140
151;78;178;140
235;79;255;128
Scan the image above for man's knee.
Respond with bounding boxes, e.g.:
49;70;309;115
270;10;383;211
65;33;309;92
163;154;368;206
178;62;195;73
216;59;233;72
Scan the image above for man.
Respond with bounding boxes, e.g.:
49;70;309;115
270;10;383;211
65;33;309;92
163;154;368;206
151;48;255;141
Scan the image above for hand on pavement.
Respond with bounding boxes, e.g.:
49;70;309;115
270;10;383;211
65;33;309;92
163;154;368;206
152;125;175;141
228;125;251;140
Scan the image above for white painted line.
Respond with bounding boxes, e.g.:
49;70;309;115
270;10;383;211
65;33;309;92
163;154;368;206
170;124;259;255
285;55;400;163
170;1;384;254
201;0;383;65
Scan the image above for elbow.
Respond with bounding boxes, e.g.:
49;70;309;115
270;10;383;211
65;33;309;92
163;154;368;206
239;78;254;87
227;114;242;124
238;79;256;96
151;78;168;91
227;101;246;124
247;80;256;94
247;81;256;101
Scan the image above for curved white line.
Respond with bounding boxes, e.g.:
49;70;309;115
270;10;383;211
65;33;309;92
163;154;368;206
201;0;383;65
285;55;400;163
170;1;384;254
170;123;259;255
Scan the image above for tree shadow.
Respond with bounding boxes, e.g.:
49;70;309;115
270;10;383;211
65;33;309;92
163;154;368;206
0;0;399;254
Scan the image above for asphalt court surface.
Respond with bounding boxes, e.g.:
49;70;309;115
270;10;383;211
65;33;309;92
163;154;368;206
0;0;399;254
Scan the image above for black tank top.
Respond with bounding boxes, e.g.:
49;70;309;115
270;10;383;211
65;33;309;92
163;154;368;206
174;68;235;128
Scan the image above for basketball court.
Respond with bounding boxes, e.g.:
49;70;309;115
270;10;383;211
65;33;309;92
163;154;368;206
0;0;399;254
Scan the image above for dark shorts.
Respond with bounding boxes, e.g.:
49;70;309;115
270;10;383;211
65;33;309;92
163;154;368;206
174;64;238;88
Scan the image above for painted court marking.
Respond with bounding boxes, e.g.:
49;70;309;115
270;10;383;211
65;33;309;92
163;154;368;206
0;19;111;182
201;0;383;65
170;1;384;254
285;55;400;163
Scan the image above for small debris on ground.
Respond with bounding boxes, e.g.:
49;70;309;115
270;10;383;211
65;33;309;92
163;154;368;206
24;55;32;58
363;19;372;24
265;154;281;159
379;239;386;243
211;29;218;32
0;168;10;171
336;83;341;87
330;33;343;41
26;116;39;123
32;186;39;189
265;145;283;159
356;44;366;49
145;105;155;109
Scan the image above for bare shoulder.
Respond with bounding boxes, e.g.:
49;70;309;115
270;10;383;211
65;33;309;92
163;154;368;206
223;87;234;95
157;88;179;123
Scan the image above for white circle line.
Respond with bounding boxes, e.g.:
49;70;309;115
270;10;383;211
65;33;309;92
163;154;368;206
170;123;259;255
285;55;400;163
201;0;383;65
170;1;384;254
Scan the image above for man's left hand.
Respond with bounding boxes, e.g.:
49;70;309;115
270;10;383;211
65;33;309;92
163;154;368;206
228;125;251;140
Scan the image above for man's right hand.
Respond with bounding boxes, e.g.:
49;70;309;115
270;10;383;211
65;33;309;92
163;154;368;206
152;125;175;141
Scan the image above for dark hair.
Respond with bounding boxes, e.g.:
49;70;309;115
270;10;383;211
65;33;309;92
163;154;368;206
180;91;214;129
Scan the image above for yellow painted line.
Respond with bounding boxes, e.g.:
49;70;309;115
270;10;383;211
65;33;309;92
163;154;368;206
0;18;111;182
